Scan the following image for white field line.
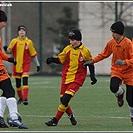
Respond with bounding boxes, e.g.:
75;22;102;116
23;114;129;119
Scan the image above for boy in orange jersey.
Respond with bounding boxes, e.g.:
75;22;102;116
45;29;97;126
3;25;40;105
0;10;28;129
84;21;133;125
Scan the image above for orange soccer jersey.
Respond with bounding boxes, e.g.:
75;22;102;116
8;37;37;74
0;38;10;81
93;37;133;85
57;43;92;86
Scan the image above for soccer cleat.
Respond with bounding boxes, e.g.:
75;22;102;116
45;117;58;126
23;99;28;105
8;119;28;129
115;88;125;107
68;114;77;125
0;116;8;128
17;98;23;104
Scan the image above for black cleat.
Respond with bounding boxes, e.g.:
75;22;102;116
23;99;28;105
0;116;8;128
17;98;23;104
115;88;125;107
45;117;58;126
68;114;77;125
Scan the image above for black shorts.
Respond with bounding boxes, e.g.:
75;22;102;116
0;78;15;98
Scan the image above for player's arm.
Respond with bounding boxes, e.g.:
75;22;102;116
0;51;16;65
46;46;68;65
33;55;40;72
46;57;61;64
88;64;97;85
3;45;11;54
83;48;97;85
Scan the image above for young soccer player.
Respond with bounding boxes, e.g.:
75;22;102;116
3;25;40;105
45;29;97;126
84;21;133;125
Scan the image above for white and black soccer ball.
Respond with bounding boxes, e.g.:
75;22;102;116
7;113;22;124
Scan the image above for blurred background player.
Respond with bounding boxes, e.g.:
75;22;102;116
84;21;133;125
3;25;40;105
45;29;97;126
0;10;28;129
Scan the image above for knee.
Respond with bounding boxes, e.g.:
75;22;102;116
58;94;72;112
110;84;119;93
23;77;28;85
60;93;72;107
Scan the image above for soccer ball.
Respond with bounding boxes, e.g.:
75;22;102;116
7;113;22;124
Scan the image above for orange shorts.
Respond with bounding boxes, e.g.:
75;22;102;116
111;70;133;86
12;71;29;79
0;68;10;82
60;82;81;96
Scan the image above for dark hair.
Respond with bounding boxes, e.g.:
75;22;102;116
17;25;27;33
110;21;124;35
68;29;82;41
0;10;7;22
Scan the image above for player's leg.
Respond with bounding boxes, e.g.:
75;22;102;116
15;78;23;104
45;82;79;126
65;103;77;125
0;96;8;128
45;93;73;126
22;76;29;105
1;78;28;129
45;83;68;126
64;83;80;125
126;85;133;125
110;77;125;107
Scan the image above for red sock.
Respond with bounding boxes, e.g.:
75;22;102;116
23;86;29;100
66;106;73;116
55;110;64;121
16;87;23;99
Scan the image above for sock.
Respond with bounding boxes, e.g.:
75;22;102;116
66;106;73;116
129;106;133;118
115;86;124;96
23;85;29;100
16;86;23;99
0;97;7;117
55;110;64;121
6;97;18;120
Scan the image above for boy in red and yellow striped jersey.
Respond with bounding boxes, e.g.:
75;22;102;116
45;29;97;126
3;25;40;105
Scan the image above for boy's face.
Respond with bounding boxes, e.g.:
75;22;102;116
69;39;81;48
111;32;122;41
18;29;26;38
0;22;6;30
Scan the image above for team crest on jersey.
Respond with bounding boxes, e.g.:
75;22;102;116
80;56;83;62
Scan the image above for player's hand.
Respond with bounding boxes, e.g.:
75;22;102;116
46;57;53;64
83;60;93;68
8;57;17;65
37;66;40;72
90;75;97;85
3;46;8;51
115;59;126;66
